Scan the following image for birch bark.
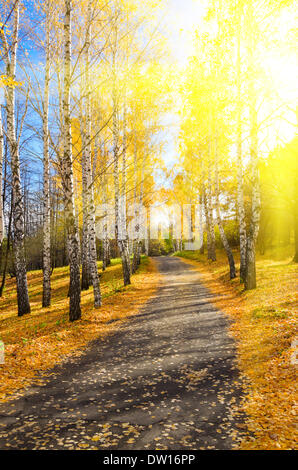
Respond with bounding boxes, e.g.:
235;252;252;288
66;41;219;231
119;96;131;278
42;0;51;307
102;145;110;270
245;3;261;290
0;106;4;246
135;147;146;268
80;111;91;290
199;189;204;254
83;0;101;306
1;1;30;315
206;145;216;261
63;0;81;320
293;206;298;263
236;2;247;282
214;139;236;279
112;39;130;286
0;195;12;297
131;129;140;273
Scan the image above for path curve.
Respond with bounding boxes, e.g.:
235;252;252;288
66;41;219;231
0;256;244;450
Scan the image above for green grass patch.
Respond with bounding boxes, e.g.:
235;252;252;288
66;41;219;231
252;307;289;320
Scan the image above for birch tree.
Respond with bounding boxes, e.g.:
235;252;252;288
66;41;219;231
214;138;236;278
80;108;91;290
62;0;81;320
101;143;111;270
120;94;131;276
0;0;31;316
244;2;261;290
84;1;102;307
111;23;131;286
0;103;4;247
42;0;51;307
236;1;247;282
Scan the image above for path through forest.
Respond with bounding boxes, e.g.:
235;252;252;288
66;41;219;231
0;257;245;450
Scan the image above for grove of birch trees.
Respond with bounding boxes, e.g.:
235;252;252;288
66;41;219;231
0;0;297;321
0;0;168;319
177;0;297;288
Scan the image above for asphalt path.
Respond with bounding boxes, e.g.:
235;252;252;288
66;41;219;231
0;256;244;450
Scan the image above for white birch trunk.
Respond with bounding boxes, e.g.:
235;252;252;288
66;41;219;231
80;112;91;290
42;0;51;307
131;129;139;273
102;145;110;270
214;140;236;279
85;0;101;306
119;97;131;276
136;147;146;266
206;146;216;261
145;205;150;255
2;1;30;315
0;107;4;246
112;43;130;286
63;0;81;320
245;3;261;290
199;189;204;253
236;5;247;282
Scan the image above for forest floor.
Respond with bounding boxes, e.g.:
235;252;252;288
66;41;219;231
175;246;298;450
0;250;296;450
0;256;246;450
0;256;160;403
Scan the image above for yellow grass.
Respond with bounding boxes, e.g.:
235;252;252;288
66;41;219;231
176;246;298;450
0;257;161;403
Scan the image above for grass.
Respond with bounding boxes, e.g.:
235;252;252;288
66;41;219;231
0;256;161;402
175;245;298;450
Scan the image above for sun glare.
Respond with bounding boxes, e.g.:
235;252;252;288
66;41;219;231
166;0;207;65
164;0;298;156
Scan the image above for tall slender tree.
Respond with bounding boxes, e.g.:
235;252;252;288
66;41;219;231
236;0;247;282
111;23;131;286
244;1;261;290
62;0;81;321
85;0;101;307
42;0;52;307
0;0;30;316
0;103;4;247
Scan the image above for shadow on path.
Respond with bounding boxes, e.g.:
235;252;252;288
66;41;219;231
0;256;245;450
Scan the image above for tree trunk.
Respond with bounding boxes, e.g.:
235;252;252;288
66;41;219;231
112;46;130;286
119;97;131;278
199;189;204;254
3;1;30;316
86;133;102;307
214;143;236;279
102;148;110;271
88;183;102;307
145;206;150;255
63;0;81;320
244;5;261;290
0;106;4;247
236;5;247;282
132;135;146;272
292;209;298;262
203;188;211;256
207;146;216;261
42;0;51;307
131;129;140;274
80;116;91;290
80;5;97;297
0;195;13;297
293;161;298;262
204;151;216;262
